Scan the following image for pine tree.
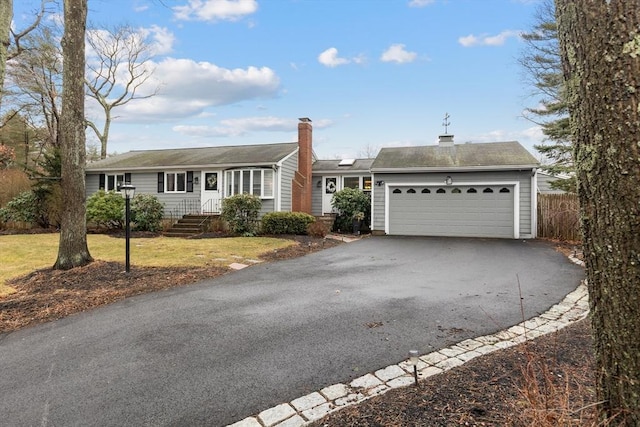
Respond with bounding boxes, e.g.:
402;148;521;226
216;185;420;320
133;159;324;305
520;0;575;192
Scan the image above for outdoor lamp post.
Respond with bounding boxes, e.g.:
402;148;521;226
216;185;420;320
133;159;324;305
120;183;135;273
408;349;420;386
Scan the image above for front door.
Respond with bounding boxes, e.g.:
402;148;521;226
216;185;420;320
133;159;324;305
322;176;339;214
201;171;221;213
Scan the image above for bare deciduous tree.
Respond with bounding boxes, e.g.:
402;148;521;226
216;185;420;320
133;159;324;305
556;0;640;423
0;0;47;109
85;24;158;159
6;25;63;150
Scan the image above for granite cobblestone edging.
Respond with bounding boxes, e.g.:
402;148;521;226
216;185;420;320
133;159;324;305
228;255;588;427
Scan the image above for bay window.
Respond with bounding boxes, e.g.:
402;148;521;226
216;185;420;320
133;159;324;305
225;168;274;198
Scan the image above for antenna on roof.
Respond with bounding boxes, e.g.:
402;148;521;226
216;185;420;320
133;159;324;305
442;112;451;134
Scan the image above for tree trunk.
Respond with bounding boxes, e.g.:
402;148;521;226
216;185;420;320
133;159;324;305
54;0;92;270
556;1;640;423
0;0;11;107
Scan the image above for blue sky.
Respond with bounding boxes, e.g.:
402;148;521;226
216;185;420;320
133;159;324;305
12;0;545;160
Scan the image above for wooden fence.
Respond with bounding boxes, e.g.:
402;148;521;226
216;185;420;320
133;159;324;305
537;194;581;241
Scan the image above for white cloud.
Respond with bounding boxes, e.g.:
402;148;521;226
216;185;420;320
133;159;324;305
318;47;350;67
111;58;280;122
132;0;150;12
380;44;417;64
408;0;435;7
458;30;521;47
172;125;238;137
85;25;175;63
173;116;333;138
139;25;176;56
173;0;258;22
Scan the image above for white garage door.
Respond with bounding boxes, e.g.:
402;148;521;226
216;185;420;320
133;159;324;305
388;185;515;238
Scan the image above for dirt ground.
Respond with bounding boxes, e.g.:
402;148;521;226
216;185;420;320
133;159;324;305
1;235;597;426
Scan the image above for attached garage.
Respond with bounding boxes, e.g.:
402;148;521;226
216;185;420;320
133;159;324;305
371;136;539;239
387;184;517;238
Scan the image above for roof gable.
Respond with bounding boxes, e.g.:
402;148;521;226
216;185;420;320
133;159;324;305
371;141;539;171
86;142;298;171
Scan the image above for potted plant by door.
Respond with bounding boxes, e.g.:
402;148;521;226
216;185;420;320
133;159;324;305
352;211;365;235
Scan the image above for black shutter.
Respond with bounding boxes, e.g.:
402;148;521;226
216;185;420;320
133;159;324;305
186;171;194;193
125;173;131;184
157;172;164;193
99;174;105;190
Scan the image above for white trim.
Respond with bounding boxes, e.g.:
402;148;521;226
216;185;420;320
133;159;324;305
164;171;187;193
276;166;282;211
371;164;538;174
531;168;538;238
277;148;298;167
370;173;376;229
384;181;520;239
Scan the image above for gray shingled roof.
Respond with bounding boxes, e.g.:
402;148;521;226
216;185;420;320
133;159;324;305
86;142;298;171
312;158;374;173
371;141;539;171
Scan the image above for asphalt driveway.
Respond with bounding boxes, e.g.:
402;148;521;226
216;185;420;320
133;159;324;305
0;236;584;426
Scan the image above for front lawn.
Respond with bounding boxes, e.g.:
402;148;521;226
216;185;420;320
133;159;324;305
0;233;295;296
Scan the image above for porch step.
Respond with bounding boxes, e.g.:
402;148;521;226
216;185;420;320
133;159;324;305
164;214;217;238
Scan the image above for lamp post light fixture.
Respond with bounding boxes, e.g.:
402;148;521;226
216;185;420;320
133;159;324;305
408;349;420;386
120;183;135;273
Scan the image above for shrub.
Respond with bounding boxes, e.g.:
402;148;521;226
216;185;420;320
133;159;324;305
307;220;329;238
331;188;371;233
261;211;316;235
221;193;262;236
1;191;40;224
130;194;164;232
86;190;125;229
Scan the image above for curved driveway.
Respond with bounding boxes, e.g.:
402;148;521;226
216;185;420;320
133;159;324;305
0;236;583;426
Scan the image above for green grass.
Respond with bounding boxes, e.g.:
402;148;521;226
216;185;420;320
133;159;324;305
0;234;295;296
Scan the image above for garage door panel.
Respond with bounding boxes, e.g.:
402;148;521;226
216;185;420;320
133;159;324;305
388;185;514;238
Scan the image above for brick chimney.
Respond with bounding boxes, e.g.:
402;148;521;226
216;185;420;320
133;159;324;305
292;117;313;214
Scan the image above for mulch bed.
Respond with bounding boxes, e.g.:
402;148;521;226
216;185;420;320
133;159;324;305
0;234;341;333
311;318;597;426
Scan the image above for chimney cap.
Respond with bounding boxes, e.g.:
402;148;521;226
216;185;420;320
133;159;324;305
299;117;312;123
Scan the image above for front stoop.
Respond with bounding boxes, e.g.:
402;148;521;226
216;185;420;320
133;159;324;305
164;214;216;238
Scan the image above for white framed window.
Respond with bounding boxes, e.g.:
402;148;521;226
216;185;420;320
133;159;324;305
342;175;372;192
106;174;125;191
99;173;127;192
166;172;187;193
225;168;274;198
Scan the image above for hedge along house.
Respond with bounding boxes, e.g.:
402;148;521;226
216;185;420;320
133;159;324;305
369;134;540;239
85;118;315;219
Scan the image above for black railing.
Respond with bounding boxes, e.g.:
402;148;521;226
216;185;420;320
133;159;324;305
168;198;201;224
167;198;222;226
201;199;221;214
